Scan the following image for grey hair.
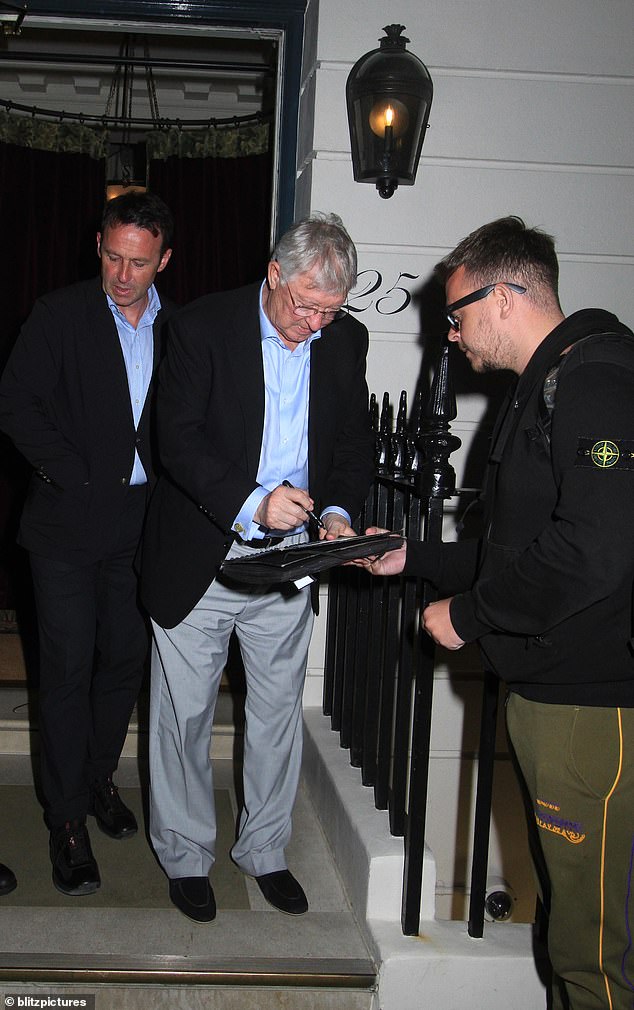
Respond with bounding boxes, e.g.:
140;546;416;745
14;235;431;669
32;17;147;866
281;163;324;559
272;212;357;294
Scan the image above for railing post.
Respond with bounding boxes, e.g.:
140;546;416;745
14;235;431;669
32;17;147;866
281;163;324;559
373;394;403;810
401;337;462;935
325;338;487;938
324;392;380;723
467;669;500;938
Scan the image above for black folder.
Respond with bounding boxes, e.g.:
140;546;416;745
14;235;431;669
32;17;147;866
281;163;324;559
220;532;404;585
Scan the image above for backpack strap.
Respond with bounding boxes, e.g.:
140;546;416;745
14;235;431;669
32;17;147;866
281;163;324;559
538;331;625;447
537;359;561;446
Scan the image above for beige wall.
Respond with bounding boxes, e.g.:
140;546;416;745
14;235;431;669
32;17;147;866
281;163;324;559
301;0;633;447
301;0;634;914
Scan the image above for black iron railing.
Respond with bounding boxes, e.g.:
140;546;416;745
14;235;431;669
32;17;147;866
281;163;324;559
324;339;499;937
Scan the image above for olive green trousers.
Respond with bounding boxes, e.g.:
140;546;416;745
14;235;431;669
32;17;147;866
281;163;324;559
507;693;634;1010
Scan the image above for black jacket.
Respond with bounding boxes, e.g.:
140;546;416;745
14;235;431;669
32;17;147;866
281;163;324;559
0;277;176;563
406;309;634;706
139;283;375;629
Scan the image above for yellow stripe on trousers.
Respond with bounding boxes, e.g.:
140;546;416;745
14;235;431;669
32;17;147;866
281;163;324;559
599;707;624;1010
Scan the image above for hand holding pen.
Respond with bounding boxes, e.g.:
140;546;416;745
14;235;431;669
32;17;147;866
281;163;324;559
281;480;325;530
253;481;320;532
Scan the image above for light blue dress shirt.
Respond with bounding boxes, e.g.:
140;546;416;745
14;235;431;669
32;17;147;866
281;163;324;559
107;284;160;485
232;284;350;540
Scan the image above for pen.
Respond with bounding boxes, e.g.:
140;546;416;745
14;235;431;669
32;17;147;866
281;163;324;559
281;480;326;530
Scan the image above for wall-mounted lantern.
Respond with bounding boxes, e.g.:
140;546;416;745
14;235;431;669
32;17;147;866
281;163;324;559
0;1;27;37
346;24;433;199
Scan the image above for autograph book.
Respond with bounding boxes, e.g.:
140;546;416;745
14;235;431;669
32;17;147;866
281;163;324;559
220;532;404;586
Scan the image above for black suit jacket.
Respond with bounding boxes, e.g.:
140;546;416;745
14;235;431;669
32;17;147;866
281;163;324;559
0;276;176;564
139;282;375;628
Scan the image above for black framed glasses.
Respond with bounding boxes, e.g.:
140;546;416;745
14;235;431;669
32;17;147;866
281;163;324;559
285;280;346;323
446;282;526;332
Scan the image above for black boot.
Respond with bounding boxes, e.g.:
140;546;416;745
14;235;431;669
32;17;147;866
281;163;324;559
90;776;138;839
50;819;100;896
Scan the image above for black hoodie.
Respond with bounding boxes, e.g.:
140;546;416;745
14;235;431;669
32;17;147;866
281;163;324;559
405;309;634;706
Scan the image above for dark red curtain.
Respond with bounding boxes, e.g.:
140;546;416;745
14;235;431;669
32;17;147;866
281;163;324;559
0;142;106;366
0;141;273;354
149;150;273;303
0;142;105;614
0;140;273;609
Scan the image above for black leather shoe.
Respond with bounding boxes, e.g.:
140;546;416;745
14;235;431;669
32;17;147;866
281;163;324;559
90;777;138;839
169;876;216;923
255;870;308;915
50;820;101;896
0;862;17;896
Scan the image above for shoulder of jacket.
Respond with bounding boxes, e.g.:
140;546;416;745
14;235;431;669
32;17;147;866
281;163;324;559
340;311;368;335
156;293;179;318
325;311;369;349
34;277;100;309
564;330;634;373
539;329;634;444
174;283;257;324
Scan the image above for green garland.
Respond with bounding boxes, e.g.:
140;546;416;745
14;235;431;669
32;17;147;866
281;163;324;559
0;109;270;160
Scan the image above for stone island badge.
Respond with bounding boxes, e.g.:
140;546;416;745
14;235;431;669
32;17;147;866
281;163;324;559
575;437;634;470
590;440;619;468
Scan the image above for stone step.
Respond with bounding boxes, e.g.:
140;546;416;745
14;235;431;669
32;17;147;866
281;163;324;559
0;750;377;1009
0;955;376;1009
0;685;239;759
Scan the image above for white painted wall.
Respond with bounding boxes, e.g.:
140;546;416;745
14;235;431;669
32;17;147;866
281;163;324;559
309;0;633;421
300;0;634;916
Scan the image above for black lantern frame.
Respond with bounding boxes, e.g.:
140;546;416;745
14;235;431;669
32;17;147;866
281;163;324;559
346;24;433;199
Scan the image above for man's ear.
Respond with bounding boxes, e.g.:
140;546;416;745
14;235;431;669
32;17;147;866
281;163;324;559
267;259;281;291
497;283;515;320
156;248;173;274
96;233;102;258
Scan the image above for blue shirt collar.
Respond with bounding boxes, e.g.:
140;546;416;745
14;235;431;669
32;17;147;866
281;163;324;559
106;283;161;329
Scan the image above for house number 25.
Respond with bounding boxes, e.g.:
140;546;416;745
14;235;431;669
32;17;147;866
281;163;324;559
347;270;419;315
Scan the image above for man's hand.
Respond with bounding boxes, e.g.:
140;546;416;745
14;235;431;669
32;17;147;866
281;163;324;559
320;512;356;541
254;484;315;531
345;525;408;576
422;598;465;650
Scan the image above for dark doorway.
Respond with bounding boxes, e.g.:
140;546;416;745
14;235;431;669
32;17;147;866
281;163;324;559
0;1;309;612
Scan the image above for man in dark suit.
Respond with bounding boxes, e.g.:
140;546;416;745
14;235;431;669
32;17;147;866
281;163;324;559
0;190;175;897
140;212;374;922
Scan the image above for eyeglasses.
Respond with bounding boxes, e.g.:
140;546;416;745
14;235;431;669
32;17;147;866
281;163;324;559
446;282;526;332
285;280;346;323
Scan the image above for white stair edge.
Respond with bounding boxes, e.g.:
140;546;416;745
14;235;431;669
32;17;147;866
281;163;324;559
302;706;436;926
0;718;238;761
302;707;548;1010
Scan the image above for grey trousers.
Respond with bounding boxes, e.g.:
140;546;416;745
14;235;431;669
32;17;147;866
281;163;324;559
149;540;314;880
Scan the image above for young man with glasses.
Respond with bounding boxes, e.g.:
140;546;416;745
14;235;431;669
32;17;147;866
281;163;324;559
139;212;374;923
362;216;634;1010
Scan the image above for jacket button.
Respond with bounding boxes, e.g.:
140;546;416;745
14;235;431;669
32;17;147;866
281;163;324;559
121;477;128;485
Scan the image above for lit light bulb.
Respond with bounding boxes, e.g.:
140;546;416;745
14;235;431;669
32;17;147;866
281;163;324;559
368;99;410;139
383;105;394;157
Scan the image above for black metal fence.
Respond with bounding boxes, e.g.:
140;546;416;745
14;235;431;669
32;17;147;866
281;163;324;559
323;340;500;937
